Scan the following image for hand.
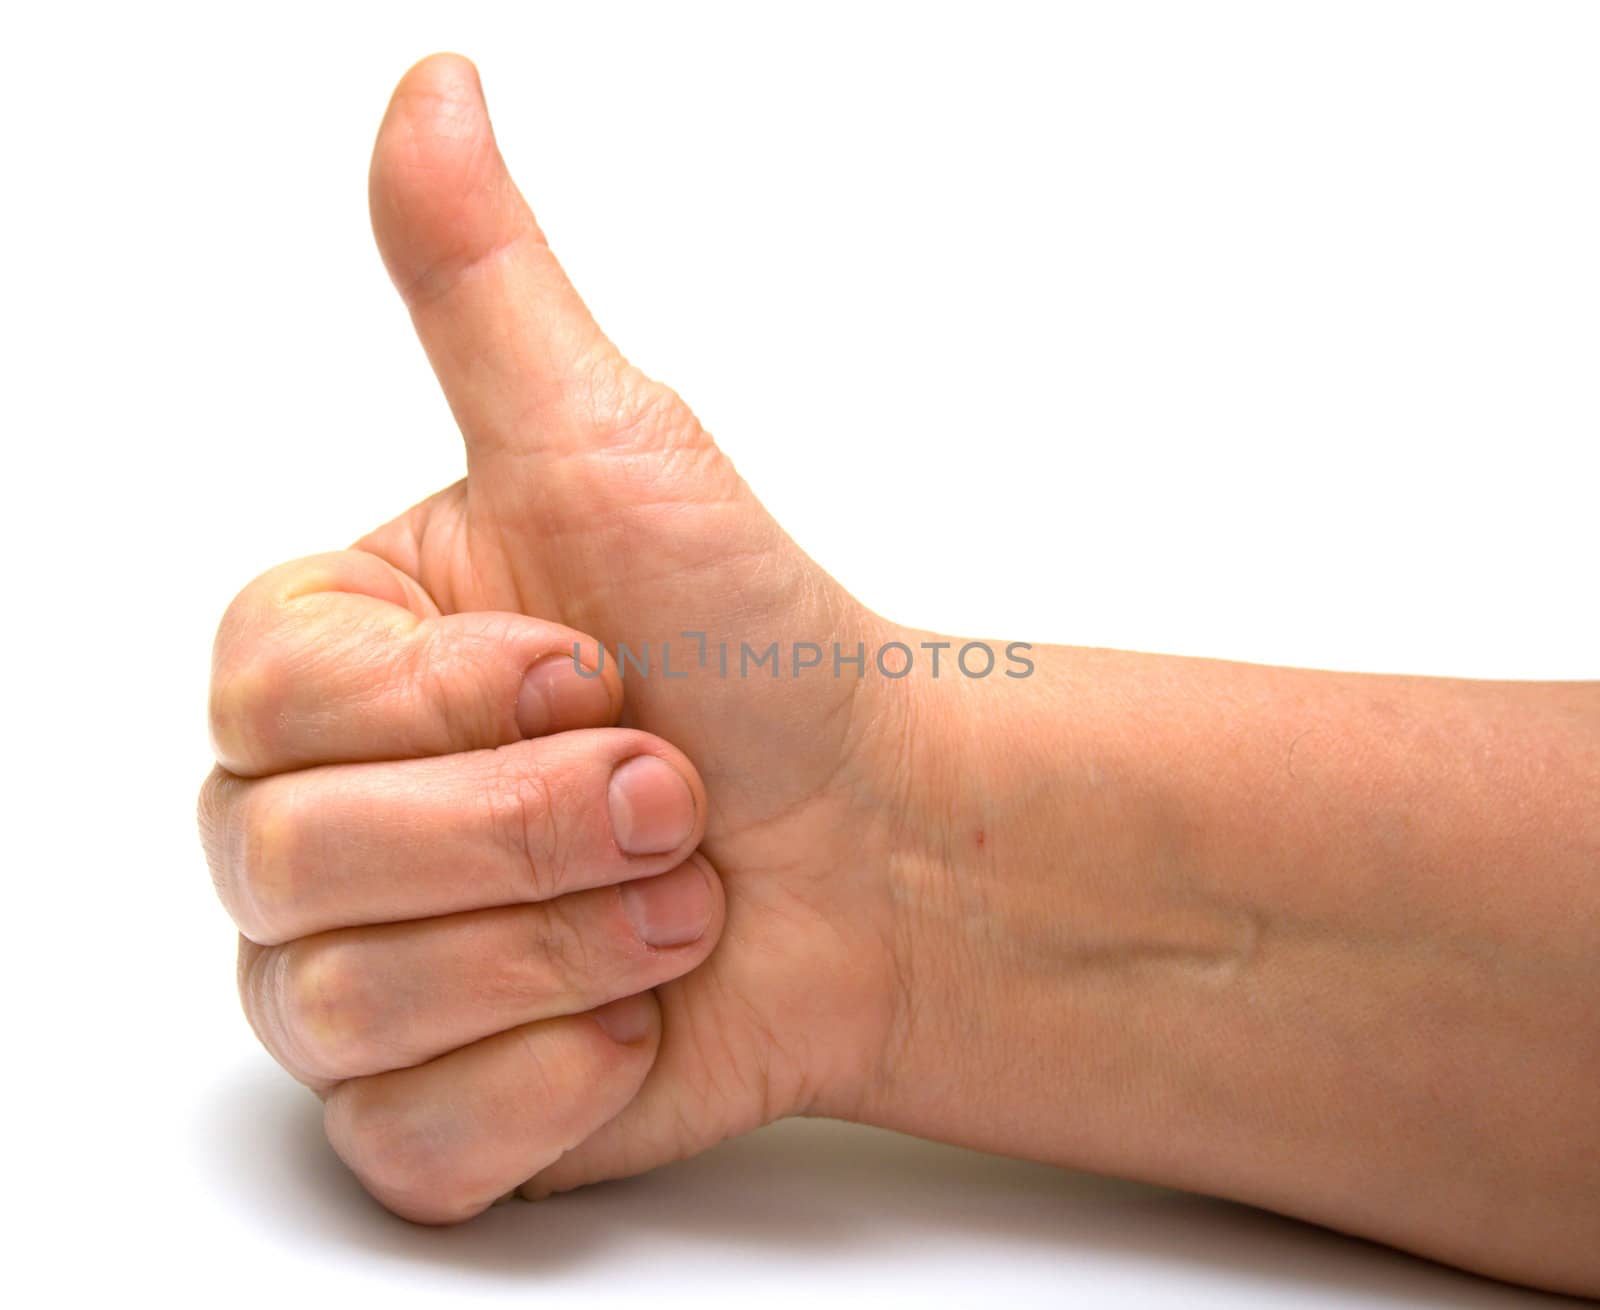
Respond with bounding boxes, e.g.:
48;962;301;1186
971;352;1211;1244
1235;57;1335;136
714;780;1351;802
200;53;939;1217
198;53;1600;1298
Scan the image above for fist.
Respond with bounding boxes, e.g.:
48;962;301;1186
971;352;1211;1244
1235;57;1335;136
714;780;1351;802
198;550;726;1221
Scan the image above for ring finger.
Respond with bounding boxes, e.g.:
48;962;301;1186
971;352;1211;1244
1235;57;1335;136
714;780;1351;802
239;853;721;1087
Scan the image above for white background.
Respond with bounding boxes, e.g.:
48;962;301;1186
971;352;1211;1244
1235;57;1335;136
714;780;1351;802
2;2;1594;1305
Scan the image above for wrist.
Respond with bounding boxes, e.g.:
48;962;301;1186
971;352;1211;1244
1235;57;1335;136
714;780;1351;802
842;641;1246;1167
831;633;1072;1130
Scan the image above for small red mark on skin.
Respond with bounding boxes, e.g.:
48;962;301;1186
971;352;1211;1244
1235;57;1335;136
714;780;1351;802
975;829;986;848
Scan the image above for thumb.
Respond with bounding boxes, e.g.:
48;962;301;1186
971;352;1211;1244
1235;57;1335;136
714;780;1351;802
369;53;625;464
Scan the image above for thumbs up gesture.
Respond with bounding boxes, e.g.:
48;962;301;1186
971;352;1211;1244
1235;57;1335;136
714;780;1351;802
200;54;944;1220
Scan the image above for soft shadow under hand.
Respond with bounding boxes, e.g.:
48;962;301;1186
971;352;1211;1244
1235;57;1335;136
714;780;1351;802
197;1061;1574;1303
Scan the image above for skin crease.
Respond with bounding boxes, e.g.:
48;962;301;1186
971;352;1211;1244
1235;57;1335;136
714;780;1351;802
199;55;1600;1297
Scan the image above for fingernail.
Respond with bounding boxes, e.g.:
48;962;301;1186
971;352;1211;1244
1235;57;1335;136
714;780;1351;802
619;862;713;948
517;653;611;738
608;755;695;855
592;993;654;1045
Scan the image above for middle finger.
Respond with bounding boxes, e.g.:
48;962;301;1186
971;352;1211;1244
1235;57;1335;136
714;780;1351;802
201;728;706;945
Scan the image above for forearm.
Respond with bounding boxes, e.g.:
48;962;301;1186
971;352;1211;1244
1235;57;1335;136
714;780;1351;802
869;643;1600;1294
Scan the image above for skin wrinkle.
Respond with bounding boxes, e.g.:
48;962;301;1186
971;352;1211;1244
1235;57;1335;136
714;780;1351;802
400;222;534;315
1284;727;1319;779
499;748;563;904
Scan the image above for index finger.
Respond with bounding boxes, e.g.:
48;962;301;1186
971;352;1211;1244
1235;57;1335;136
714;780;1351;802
209;550;619;776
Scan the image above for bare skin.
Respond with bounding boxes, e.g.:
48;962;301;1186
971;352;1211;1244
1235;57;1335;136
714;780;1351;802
198;54;1600;1297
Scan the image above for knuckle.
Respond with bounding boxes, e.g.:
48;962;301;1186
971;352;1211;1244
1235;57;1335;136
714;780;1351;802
508;1023;566;1111
487;756;565;901
196;767;241;898
278;940;376;1080
331;1087;474;1219
530;901;605;1001
232;778;310;944
209;630;292;775
235;937;274;1040
198;770;303;943
409;621;504;745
